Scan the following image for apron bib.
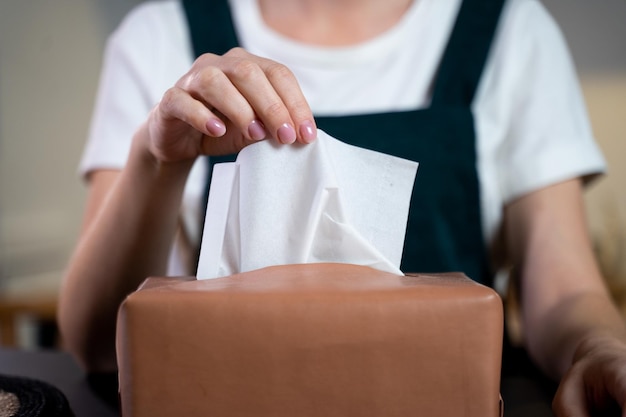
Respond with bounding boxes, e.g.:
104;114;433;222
183;0;505;285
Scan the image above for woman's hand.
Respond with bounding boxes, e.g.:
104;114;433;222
553;334;626;416
144;47;317;163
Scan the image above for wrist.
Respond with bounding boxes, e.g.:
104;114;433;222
573;330;626;365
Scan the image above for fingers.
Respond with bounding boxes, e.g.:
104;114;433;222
156;48;317;161
553;367;591;417
159;86;226;138
226;49;316;144
553;355;626;417
180;48;316;146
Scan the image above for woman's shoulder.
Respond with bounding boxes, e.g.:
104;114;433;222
497;0;566;46
106;0;190;70
123;1;182;22
481;0;576;94
111;1;185;44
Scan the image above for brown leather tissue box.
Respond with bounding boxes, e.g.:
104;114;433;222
116;263;503;417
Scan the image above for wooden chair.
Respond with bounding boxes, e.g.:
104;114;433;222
0;295;58;346
0;272;61;348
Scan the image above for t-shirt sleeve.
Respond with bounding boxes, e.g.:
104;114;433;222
78;4;163;178
476;0;606;204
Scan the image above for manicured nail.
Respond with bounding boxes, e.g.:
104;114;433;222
248;119;266;141
277;123;296;144
299;121;316;143
206;118;226;137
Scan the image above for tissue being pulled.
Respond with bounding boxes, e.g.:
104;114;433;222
196;130;418;279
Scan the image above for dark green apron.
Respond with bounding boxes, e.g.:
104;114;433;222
183;0;505;285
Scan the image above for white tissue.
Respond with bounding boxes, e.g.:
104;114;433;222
196;130;418;279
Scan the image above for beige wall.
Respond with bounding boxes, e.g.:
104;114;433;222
0;1;140;293
0;1;624;298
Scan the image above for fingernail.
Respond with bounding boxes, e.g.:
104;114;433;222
248;119;266;141
299;120;317;143
206;118;226;137
277;123;296;144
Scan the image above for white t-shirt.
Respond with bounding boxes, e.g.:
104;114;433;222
80;0;606;276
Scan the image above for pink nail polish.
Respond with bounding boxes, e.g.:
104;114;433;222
248;120;266;141
206;118;226;137
277;123;296;144
299;121;317;143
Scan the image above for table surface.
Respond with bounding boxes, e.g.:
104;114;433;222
0;348;119;417
0;347;556;417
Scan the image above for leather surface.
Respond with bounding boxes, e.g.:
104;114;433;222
117;263;503;416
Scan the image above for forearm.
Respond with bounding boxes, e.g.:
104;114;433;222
59;126;194;372
505;179;626;381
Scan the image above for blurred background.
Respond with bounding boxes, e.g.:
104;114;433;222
0;0;624;348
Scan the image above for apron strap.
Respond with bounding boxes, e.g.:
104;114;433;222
430;0;506;107
182;0;240;57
